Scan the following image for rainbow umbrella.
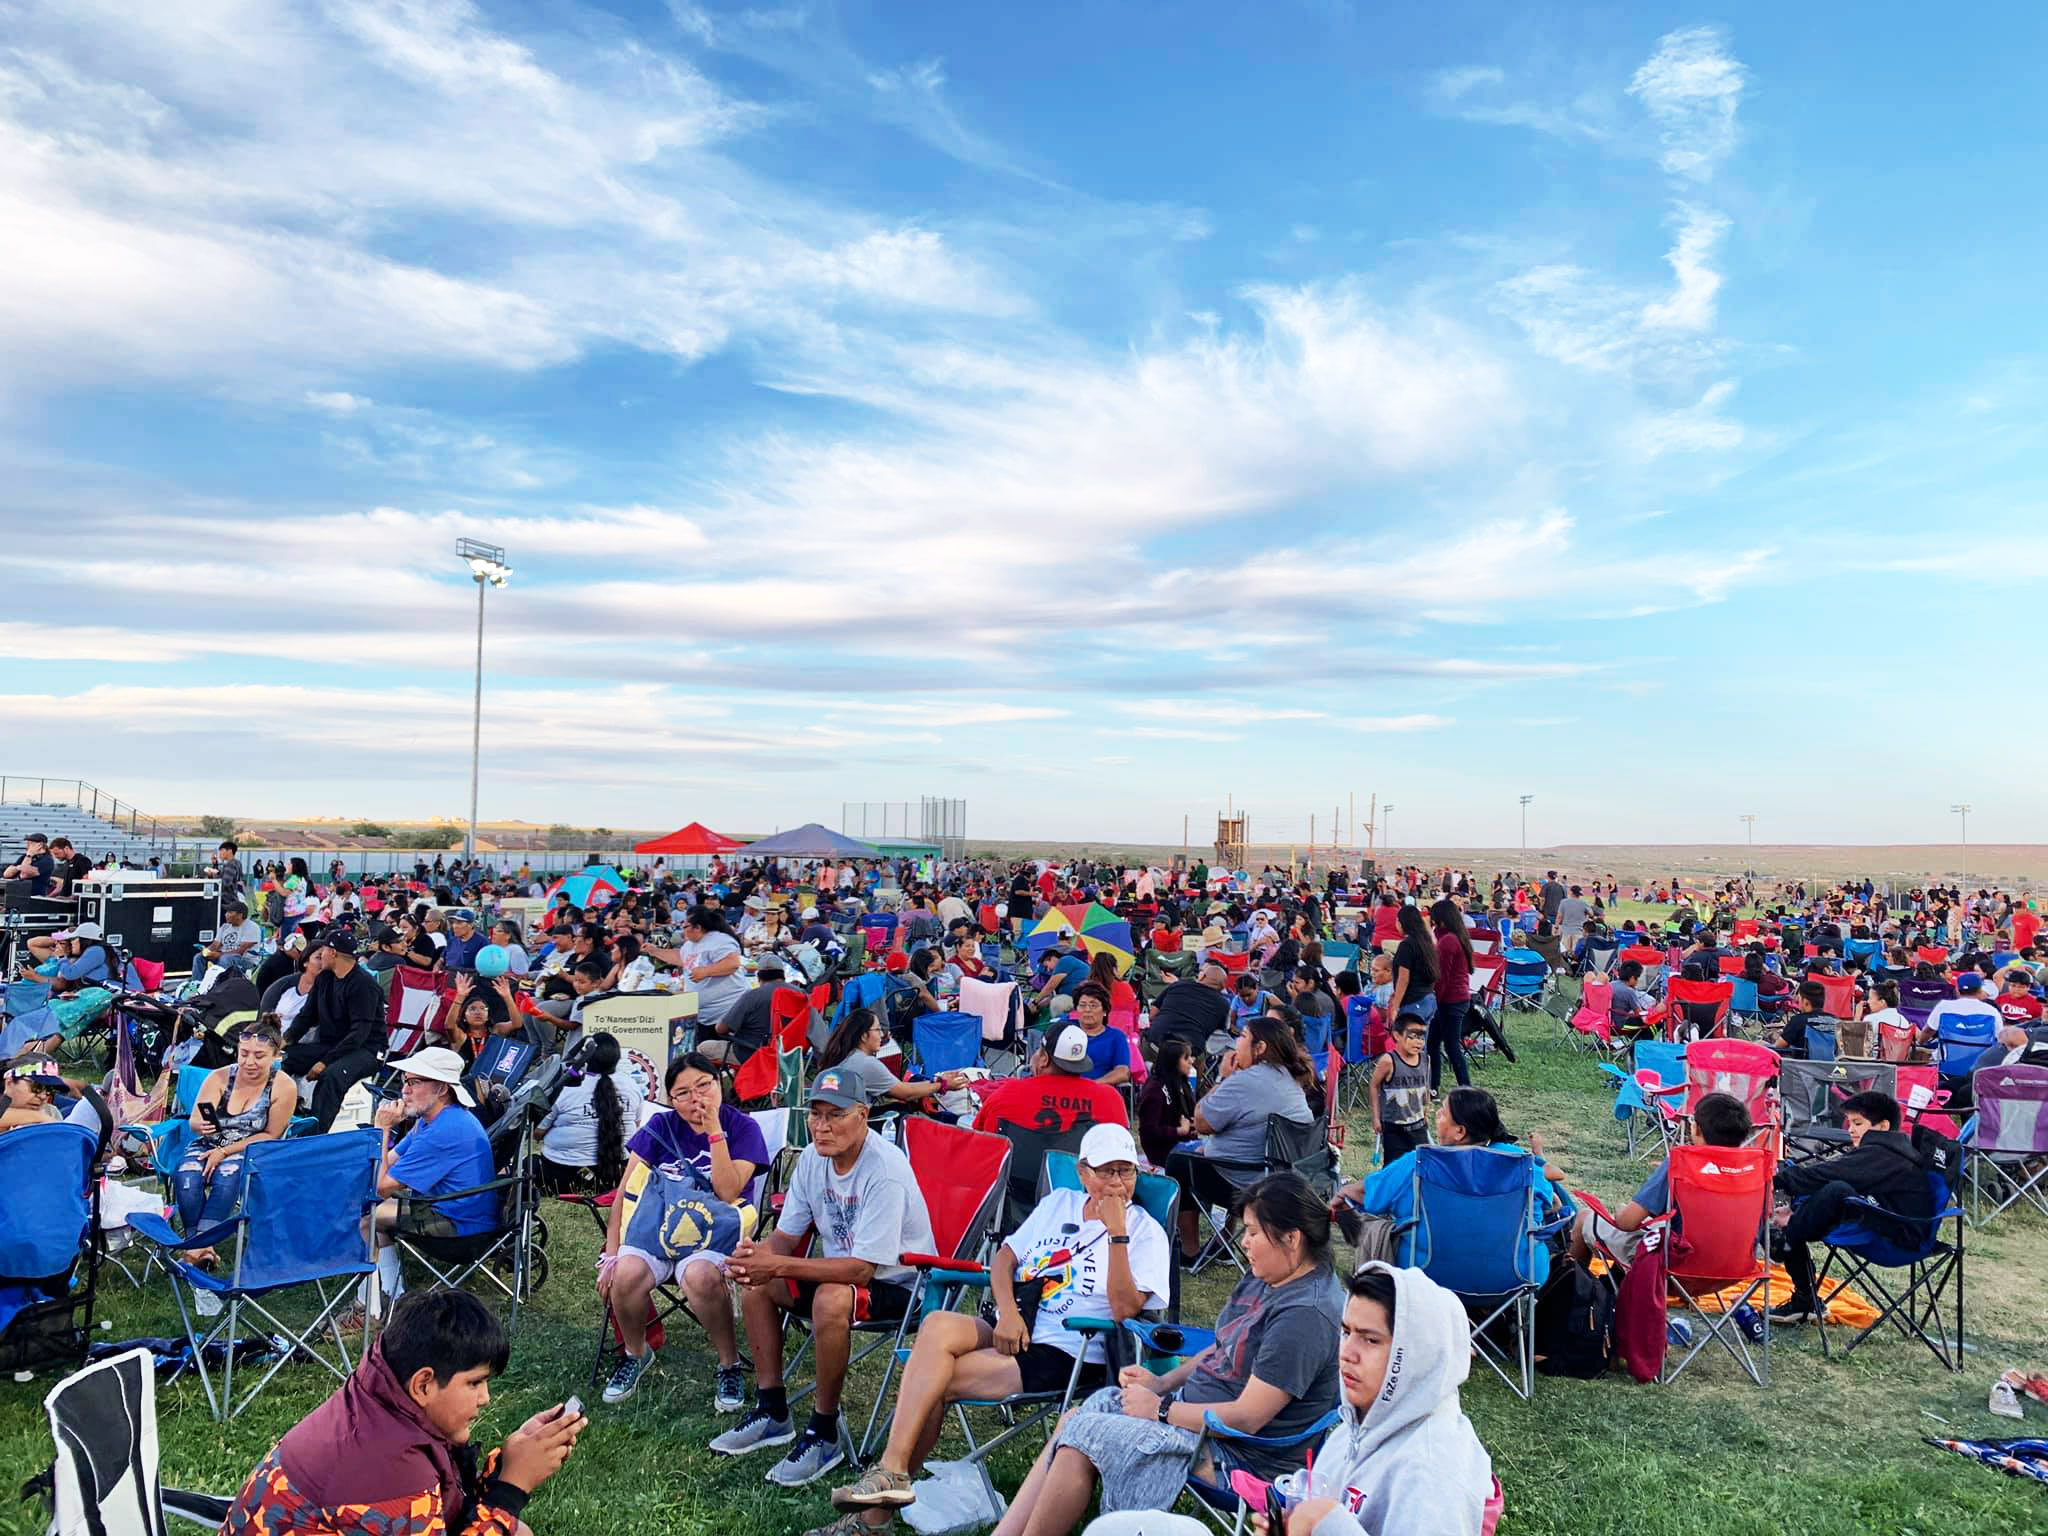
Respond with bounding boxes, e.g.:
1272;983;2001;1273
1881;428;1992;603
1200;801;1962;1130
1024;902;1136;975
546;872;622;908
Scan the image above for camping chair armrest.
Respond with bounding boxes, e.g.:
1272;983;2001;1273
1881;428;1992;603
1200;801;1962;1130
128;1210;243;1252
1180;1150;1267;1176
1199;1406;1343;1449
412;1173;521;1207
901;1253;987;1275
1121;1319;1217;1356
1061;1316;1116;1335
1839;1195;1964;1227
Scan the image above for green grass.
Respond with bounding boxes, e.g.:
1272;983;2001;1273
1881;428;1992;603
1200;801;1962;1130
6;978;2048;1536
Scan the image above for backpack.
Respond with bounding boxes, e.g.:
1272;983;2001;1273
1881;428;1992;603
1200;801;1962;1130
1535;1259;1617;1378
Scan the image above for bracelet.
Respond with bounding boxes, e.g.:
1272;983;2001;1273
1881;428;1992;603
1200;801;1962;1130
1109;1235;1130;1246
1156;1391;1175;1423
707;1132;727;1145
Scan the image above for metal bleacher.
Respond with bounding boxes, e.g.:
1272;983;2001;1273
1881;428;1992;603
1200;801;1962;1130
0;797;170;865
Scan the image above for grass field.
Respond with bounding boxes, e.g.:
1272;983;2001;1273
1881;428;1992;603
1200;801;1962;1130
5;971;2048;1536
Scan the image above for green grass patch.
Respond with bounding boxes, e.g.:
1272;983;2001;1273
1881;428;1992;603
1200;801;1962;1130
4;979;2046;1535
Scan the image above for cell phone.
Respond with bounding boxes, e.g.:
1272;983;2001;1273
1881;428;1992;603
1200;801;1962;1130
562;1395;583;1419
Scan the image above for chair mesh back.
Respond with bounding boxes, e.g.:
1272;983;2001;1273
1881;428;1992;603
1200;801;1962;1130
1975;1065;2048;1154
911;1010;982;1075
234;1131;381;1291
1685;1038;1778;1120
904;1118;1011;1261
1780;1060;1891;1136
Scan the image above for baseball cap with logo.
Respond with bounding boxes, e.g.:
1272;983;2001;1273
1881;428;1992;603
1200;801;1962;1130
808;1068;868;1110
1079;1122;1139;1168
55;922;103;942
1047;1024;1092;1075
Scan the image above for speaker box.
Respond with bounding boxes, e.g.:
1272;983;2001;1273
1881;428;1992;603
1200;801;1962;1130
77;880;221;976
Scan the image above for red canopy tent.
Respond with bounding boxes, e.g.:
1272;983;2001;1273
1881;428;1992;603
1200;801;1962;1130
634;821;744;855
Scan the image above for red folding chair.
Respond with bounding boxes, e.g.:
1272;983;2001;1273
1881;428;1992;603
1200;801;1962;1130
1661;1143;1775;1385
783;1117;1010;1463
1681;1038;1781;1153
1731;919;1759;942
1716;955;1747;978
1663;978;1734;1042
1915;946;1950;967
1810;974;1856;1020
385;964;452;1056
1211;950;1250;977
1568;977;1616;1053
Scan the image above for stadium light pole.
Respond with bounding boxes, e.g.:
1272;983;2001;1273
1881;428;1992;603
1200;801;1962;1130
1519;794;1534;855
1951;803;1971;891
1740;814;1756;876
1381;804;1394;860
458;539;511;865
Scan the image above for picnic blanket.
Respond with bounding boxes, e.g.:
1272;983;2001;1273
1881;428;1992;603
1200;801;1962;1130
1695;1262;1879;1328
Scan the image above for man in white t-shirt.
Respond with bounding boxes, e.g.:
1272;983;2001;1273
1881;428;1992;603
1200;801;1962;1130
826;1122;1170;1520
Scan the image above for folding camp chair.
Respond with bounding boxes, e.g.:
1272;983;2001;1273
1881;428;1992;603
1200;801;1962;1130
910;1007;982;1077
1400;1146;1565;1400
1176;1405;1345;1534
930;1150;1184;1512
385;963;453;1058
1567;978;1617;1055
1662;978;1734;1042
0;1121;104;1377
986;1116;1091;1233
1661;1144;1775;1386
1600;1039;1686;1157
1580;937;1620;979
782;1117;1010;1467
1813;1172;1965;1370
1898;977;1954;1035
33;1348;230;1536
391;1089;553;1332
1321;940;1360;976
1181;1115;1338;1275
1964;1063;2048;1223
1682;1038;1780;1151
128;1130;382;1420
1499;948;1553;1018
1780;1059;1894;1162
585;1106;786;1393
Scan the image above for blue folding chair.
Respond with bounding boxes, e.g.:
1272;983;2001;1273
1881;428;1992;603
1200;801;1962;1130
1844;937;1884;970
0;1122;101;1375
1303;1008;1333;1081
1728;978;1761;1028
1500;948;1551;1016
1401;1146;1568;1399
911;1008;983;1076
1601;1040;1687;1157
923;1151;1183;1510
129;1130;382;1420
1181;1405;1344;1533
1320;941;1360;976
1814;1172;1965;1370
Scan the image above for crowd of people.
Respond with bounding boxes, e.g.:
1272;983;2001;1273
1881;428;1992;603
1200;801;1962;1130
8;836;2048;1536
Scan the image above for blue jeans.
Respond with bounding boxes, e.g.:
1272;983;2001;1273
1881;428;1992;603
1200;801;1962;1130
1429;997;1472;1090
172;1149;248;1230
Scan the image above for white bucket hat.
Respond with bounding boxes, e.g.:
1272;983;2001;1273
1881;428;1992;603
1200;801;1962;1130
388;1046;475;1107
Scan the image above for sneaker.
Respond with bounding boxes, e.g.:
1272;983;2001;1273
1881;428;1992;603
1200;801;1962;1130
765;1428;846;1487
709;1407;796;1457
601;1349;655;1405
804;1515;891;1536
831;1464;915;1509
714;1364;748;1414
1769;1295;1818;1325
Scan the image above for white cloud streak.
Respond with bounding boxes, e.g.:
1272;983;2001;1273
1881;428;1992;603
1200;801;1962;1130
1628;26;1746;181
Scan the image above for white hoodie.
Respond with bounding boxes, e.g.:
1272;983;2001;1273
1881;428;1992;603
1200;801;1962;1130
1308;1263;1495;1536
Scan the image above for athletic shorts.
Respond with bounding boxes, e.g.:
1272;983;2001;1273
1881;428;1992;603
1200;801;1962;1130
1014;1340;1109;1398
786;1277;913;1324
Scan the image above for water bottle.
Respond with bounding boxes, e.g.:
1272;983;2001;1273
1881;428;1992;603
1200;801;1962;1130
1732;1303;1764;1342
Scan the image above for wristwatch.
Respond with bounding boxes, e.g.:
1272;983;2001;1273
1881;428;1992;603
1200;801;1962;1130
1156;1392;1175;1423
1109;1235;1130;1246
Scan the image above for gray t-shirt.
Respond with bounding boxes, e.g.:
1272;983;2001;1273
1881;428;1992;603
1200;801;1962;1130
1557;897;1590;936
683;930;746;1023
1198;1062;1311;1164
213;918;264;957
781;1129;934;1285
1182;1267;1345;1478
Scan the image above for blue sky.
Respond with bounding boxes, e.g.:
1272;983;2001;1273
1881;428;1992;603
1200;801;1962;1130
3;1;2045;845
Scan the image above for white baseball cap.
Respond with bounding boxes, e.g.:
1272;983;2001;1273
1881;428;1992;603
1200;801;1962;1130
56;922;103;941
389;1046;476;1107
1047;1024;1092;1075
1079;1122;1139;1169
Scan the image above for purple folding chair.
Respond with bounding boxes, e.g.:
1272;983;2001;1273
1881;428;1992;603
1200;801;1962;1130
1898;977;1955;1034
1967;1063;2048;1223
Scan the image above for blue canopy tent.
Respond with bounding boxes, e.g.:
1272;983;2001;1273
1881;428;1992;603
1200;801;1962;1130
742;823;882;859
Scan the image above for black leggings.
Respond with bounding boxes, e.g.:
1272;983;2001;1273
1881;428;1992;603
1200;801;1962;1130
1779;1179;1858;1299
1428;999;1472;1090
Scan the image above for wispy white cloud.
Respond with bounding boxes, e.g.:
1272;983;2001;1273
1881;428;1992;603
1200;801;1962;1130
1640;205;1730;332
1628;26;1746;181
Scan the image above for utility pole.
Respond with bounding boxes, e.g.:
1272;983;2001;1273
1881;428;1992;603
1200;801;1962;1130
1519;794;1534;855
1952;803;1972;890
1382;804;1394;859
1740;814;1756;877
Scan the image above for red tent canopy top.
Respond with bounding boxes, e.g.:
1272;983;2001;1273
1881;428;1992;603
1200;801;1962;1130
633;821;744;855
